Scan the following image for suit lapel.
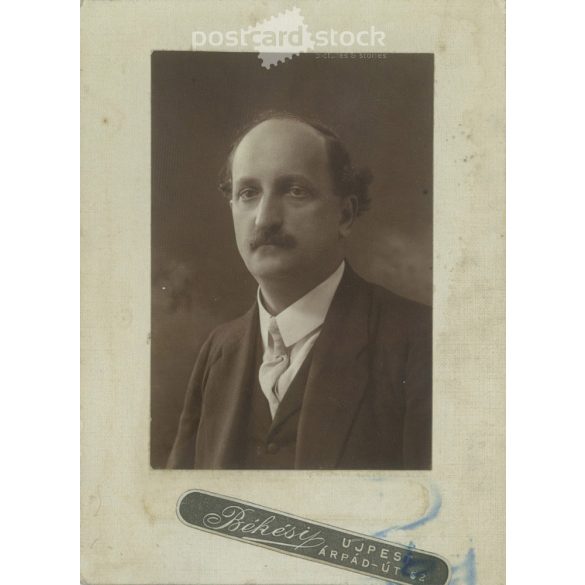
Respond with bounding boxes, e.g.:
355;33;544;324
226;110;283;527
295;267;371;469
197;304;259;468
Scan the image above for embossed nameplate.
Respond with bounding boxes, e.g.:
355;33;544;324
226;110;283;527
177;490;450;584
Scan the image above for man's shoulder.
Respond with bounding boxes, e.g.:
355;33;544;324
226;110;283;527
202;306;256;351
370;280;430;320
349;270;431;338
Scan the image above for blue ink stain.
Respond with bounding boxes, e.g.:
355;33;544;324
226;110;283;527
374;483;442;538
381;547;476;585
371;485;477;585
449;548;477;585
382;542;416;585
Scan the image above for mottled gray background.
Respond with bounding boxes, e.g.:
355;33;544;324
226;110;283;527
151;51;433;468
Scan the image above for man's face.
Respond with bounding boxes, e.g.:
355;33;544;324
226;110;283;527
230;119;354;284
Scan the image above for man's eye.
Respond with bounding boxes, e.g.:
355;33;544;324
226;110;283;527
288;185;310;199
238;188;259;201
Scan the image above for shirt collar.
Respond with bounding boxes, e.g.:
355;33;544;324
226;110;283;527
257;261;345;349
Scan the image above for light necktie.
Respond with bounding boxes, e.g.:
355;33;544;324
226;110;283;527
259;317;290;418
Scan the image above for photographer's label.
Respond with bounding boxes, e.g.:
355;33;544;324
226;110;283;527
177;490;450;584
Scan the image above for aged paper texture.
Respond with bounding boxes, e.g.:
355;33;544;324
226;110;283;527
81;0;504;583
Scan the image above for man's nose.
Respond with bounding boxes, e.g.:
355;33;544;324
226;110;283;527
254;191;283;228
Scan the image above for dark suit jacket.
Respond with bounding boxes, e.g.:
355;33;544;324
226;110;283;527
167;265;432;469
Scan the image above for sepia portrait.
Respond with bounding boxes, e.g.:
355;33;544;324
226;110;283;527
151;51;434;470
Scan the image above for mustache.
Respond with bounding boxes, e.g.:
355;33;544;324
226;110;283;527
249;226;296;251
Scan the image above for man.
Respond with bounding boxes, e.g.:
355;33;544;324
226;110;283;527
167;112;431;470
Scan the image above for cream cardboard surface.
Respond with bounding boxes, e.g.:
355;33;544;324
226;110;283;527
81;1;505;583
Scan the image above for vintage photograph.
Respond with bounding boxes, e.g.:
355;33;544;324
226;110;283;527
151;51;434;470
82;3;505;583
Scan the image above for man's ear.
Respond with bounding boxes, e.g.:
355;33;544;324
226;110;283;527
339;195;358;237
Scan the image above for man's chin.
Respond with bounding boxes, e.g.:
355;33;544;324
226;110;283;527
246;252;297;280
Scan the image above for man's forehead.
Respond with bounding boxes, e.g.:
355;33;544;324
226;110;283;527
231;119;329;178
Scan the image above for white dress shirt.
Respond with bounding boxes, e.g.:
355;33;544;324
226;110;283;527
257;261;345;414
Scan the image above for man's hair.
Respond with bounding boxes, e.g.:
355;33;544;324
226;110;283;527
218;111;373;216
